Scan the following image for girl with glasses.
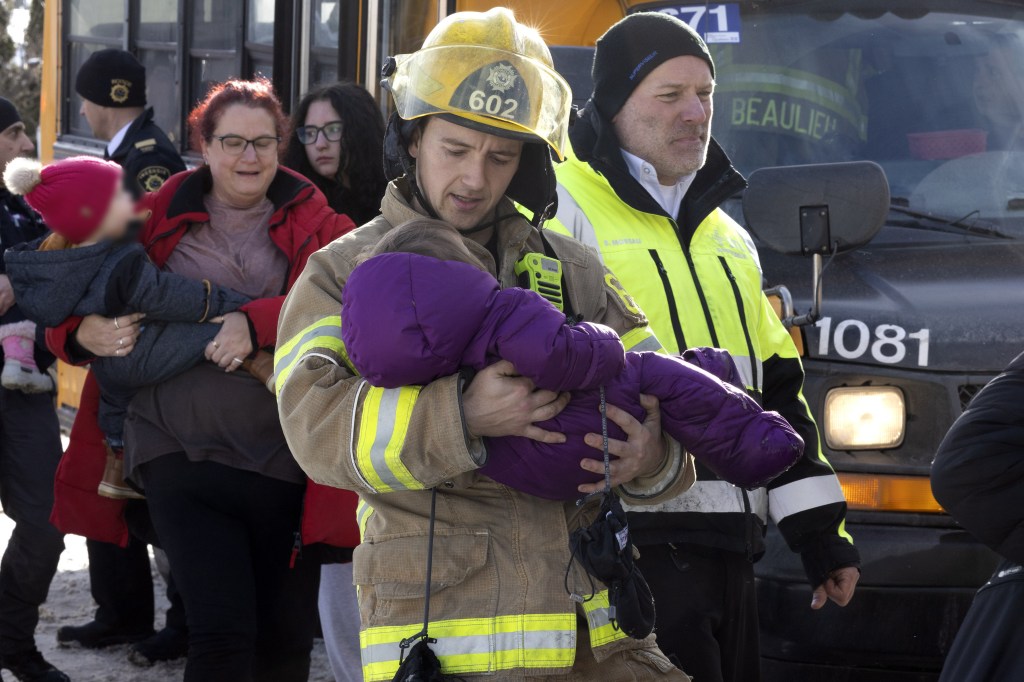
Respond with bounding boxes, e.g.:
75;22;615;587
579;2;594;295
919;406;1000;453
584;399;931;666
283;82;387;226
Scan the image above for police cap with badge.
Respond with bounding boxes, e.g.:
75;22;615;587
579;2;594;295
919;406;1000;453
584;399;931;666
75;49;185;195
75;49;147;109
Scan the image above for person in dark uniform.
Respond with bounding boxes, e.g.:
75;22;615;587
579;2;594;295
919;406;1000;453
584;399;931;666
932;350;1024;682
0;97;69;682
57;49;189;667
74;49;185;197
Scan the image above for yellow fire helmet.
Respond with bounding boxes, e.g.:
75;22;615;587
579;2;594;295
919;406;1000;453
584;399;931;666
382;7;572;160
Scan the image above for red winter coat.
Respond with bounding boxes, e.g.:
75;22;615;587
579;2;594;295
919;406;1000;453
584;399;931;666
47;166;361;549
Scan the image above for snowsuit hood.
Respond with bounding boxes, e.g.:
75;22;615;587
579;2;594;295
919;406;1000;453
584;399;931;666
343;252;627;391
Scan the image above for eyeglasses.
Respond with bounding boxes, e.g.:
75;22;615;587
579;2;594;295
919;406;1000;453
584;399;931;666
295;122;343;145
213;134;281;156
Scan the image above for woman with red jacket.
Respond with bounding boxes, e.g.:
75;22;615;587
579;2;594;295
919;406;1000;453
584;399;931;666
47;78;355;682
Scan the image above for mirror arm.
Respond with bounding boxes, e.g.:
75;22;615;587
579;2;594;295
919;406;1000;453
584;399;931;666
790;253;824;328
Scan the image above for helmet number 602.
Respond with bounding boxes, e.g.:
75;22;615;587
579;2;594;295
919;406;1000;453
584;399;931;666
817;317;930;367
469;90;518;117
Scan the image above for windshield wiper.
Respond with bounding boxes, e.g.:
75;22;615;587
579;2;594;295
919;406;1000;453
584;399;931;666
888;201;1015;240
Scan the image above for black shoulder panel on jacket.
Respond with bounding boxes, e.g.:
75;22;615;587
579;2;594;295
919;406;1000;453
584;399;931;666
932;350;1024;563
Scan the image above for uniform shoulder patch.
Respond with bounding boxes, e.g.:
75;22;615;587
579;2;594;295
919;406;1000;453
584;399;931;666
134;138;158;150
137;165;172;193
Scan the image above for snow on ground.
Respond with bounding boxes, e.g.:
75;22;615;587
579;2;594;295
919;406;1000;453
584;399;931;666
0;447;335;681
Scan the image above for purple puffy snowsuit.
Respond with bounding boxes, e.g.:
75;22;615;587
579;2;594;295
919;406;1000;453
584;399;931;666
341;253;803;500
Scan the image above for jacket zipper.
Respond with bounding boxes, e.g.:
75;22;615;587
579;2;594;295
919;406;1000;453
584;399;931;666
718;257;760;391
670;220;719;348
648;250;687;350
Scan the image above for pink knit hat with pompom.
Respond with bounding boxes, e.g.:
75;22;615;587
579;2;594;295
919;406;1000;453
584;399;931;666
3;156;122;244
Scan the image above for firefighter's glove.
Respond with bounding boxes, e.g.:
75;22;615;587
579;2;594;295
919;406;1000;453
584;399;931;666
569;493;656;639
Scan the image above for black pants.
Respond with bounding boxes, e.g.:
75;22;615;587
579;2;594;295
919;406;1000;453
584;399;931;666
638;543;761;682
141;453;319;682
86;498;187;634
0;389;65;656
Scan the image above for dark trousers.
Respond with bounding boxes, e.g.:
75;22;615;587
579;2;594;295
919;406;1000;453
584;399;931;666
141;453;319;682
0;390;65;656
86;499;187;634
638;543;761;682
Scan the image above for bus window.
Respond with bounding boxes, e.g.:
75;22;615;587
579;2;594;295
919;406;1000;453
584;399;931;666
66;0;125;139
310;0;341;86
137;1;182;145
189;0;243;124
247;0;275;80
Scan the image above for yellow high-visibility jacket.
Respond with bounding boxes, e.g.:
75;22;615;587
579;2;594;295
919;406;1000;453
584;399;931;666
275;180;695;680
547;108;859;585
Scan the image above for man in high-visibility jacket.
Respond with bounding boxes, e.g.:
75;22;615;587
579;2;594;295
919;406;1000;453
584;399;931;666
275;9;694;681
548;13;861;682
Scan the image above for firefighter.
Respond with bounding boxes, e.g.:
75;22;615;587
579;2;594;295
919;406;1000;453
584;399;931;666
74;49;185;197
57;48;188;667
548;13;861;682
276;8;694;680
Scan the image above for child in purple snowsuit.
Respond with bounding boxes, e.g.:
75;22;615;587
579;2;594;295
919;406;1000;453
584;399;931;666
341;220;804;501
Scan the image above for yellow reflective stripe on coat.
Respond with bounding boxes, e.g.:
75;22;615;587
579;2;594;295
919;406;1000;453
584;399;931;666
356;499;374;540
355;386;424;493
360;614;577;680
620;326;665;354
273;314;353;392
581;590;631;647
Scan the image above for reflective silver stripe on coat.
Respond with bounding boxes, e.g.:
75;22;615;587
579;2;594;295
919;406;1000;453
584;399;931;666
729;354;763;392
628;335;665;354
275;321;343;375
361;628;576;670
364;388;405;491
768;475;845;524
623;480;768;521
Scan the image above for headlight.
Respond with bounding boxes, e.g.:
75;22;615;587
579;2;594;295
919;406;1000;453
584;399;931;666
824;386;905;450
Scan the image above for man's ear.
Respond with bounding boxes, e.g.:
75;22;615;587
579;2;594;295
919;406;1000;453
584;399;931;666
407;124;422;159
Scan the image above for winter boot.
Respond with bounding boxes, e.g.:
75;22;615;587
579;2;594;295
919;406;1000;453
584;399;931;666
97;441;145;500
0;322;53;394
1;649;70;682
242;350;275;392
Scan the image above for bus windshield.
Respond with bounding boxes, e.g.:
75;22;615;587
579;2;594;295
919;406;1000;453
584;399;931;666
704;3;1024;235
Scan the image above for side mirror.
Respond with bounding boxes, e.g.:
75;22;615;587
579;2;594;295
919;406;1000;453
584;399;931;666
743;161;889;256
742;161;890;327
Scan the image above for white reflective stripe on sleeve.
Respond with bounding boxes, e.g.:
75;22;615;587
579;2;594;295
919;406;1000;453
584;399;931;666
729;354;763;392
623;479;768;522
768;475;845;524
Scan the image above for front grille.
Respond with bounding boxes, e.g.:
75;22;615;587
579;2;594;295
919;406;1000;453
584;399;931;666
958;384;983;412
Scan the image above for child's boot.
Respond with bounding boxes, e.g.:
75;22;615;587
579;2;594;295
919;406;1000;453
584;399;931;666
98;440;145;500
0;321;54;393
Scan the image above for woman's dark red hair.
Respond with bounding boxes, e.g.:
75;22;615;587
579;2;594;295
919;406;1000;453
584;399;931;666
187;77;290;151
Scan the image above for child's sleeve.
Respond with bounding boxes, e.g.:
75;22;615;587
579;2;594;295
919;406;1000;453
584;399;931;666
638;351;804;490
478;288;625;392
104;250;250;322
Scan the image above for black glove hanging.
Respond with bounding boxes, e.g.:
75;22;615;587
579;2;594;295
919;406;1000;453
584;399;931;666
567;387;657;640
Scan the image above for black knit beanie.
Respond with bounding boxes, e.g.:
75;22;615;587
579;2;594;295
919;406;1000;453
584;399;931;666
592;12;715;118
0;97;20;133
75;49;147;108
